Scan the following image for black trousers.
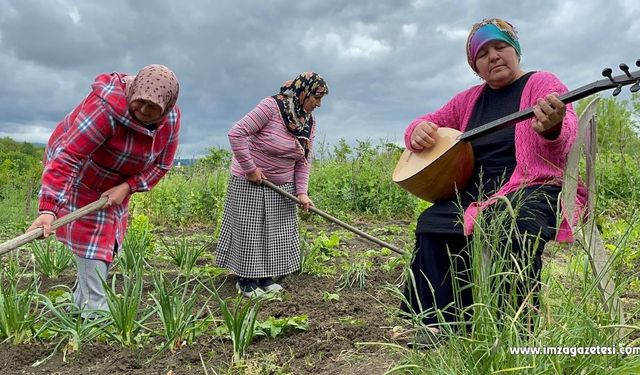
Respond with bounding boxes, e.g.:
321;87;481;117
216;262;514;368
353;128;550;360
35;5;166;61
401;187;560;326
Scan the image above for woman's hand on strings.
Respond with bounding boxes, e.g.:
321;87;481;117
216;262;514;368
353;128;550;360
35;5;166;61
532;93;566;138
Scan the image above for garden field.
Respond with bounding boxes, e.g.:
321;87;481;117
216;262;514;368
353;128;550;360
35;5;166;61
0;220;414;374
1;95;640;374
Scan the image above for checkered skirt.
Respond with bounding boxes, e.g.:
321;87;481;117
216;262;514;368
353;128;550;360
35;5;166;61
215;176;301;278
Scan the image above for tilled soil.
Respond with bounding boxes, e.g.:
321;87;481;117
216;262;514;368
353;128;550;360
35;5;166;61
0;221;412;375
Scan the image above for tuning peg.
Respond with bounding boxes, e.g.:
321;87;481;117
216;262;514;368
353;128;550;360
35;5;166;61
612;83;623;96
620;63;631;77
631;80;640;93
602;67;614;82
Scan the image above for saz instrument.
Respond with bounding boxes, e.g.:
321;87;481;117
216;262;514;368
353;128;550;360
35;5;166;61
393;60;640;203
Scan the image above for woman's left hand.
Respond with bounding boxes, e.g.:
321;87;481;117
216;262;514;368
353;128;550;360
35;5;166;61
297;194;314;212
532;93;566;137
101;182;131;207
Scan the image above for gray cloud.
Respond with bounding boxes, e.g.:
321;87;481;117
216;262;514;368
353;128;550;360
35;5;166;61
1;0;638;157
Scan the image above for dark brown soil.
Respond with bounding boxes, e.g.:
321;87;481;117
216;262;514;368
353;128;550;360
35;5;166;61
0;221;412;375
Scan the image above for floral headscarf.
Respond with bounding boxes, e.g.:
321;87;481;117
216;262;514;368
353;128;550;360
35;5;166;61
125;64;180;118
273;72;328;158
466;18;521;72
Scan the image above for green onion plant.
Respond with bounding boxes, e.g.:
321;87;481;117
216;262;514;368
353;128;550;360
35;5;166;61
164;237;207;277
149;271;210;352
201;279;263;363
0;256;39;344
32;289;110;366
30;238;74;278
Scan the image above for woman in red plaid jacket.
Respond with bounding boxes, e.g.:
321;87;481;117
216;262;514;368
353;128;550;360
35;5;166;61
27;64;180;315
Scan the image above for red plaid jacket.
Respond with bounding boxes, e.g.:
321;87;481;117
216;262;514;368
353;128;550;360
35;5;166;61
39;72;180;262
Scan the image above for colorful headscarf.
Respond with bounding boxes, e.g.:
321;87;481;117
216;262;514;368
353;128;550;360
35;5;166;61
466;18;521;72
273;72;328;158
126;64;180;118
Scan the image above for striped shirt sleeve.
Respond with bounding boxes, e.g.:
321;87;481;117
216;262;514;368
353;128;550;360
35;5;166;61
228;98;275;174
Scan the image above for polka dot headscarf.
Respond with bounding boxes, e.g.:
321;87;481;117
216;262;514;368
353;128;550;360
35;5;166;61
126;64;179;117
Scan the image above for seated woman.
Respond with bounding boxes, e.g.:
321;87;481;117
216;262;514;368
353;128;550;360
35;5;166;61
400;18;585;346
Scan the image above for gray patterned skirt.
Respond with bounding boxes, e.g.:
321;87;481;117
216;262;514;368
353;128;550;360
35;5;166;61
215;176;301;278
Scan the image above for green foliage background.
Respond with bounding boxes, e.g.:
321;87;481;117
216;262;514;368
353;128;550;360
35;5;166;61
1;93;639;240
0;137;43;225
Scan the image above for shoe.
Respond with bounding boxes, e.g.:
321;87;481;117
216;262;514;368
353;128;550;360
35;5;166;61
406;328;444;349
257;277;283;292
236;278;265;298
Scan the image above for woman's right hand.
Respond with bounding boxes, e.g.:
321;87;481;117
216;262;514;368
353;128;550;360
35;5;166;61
27;213;55;237
410;121;439;151
247;167;267;184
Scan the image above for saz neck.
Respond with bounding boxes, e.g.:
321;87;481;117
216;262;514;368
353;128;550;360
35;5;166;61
457;72;631;142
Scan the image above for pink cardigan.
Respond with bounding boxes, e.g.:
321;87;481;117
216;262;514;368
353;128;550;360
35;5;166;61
228;97;313;195
404;71;586;242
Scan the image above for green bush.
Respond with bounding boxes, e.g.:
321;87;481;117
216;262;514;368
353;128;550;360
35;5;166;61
309;139;417;219
130;165;228;227
596;151;640;203
0;138;43;224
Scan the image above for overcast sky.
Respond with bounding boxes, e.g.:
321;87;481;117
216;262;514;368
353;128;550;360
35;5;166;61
1;0;638;158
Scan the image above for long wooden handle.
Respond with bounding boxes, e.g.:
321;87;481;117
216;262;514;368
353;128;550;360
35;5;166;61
262;180;405;255
0;197;109;256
